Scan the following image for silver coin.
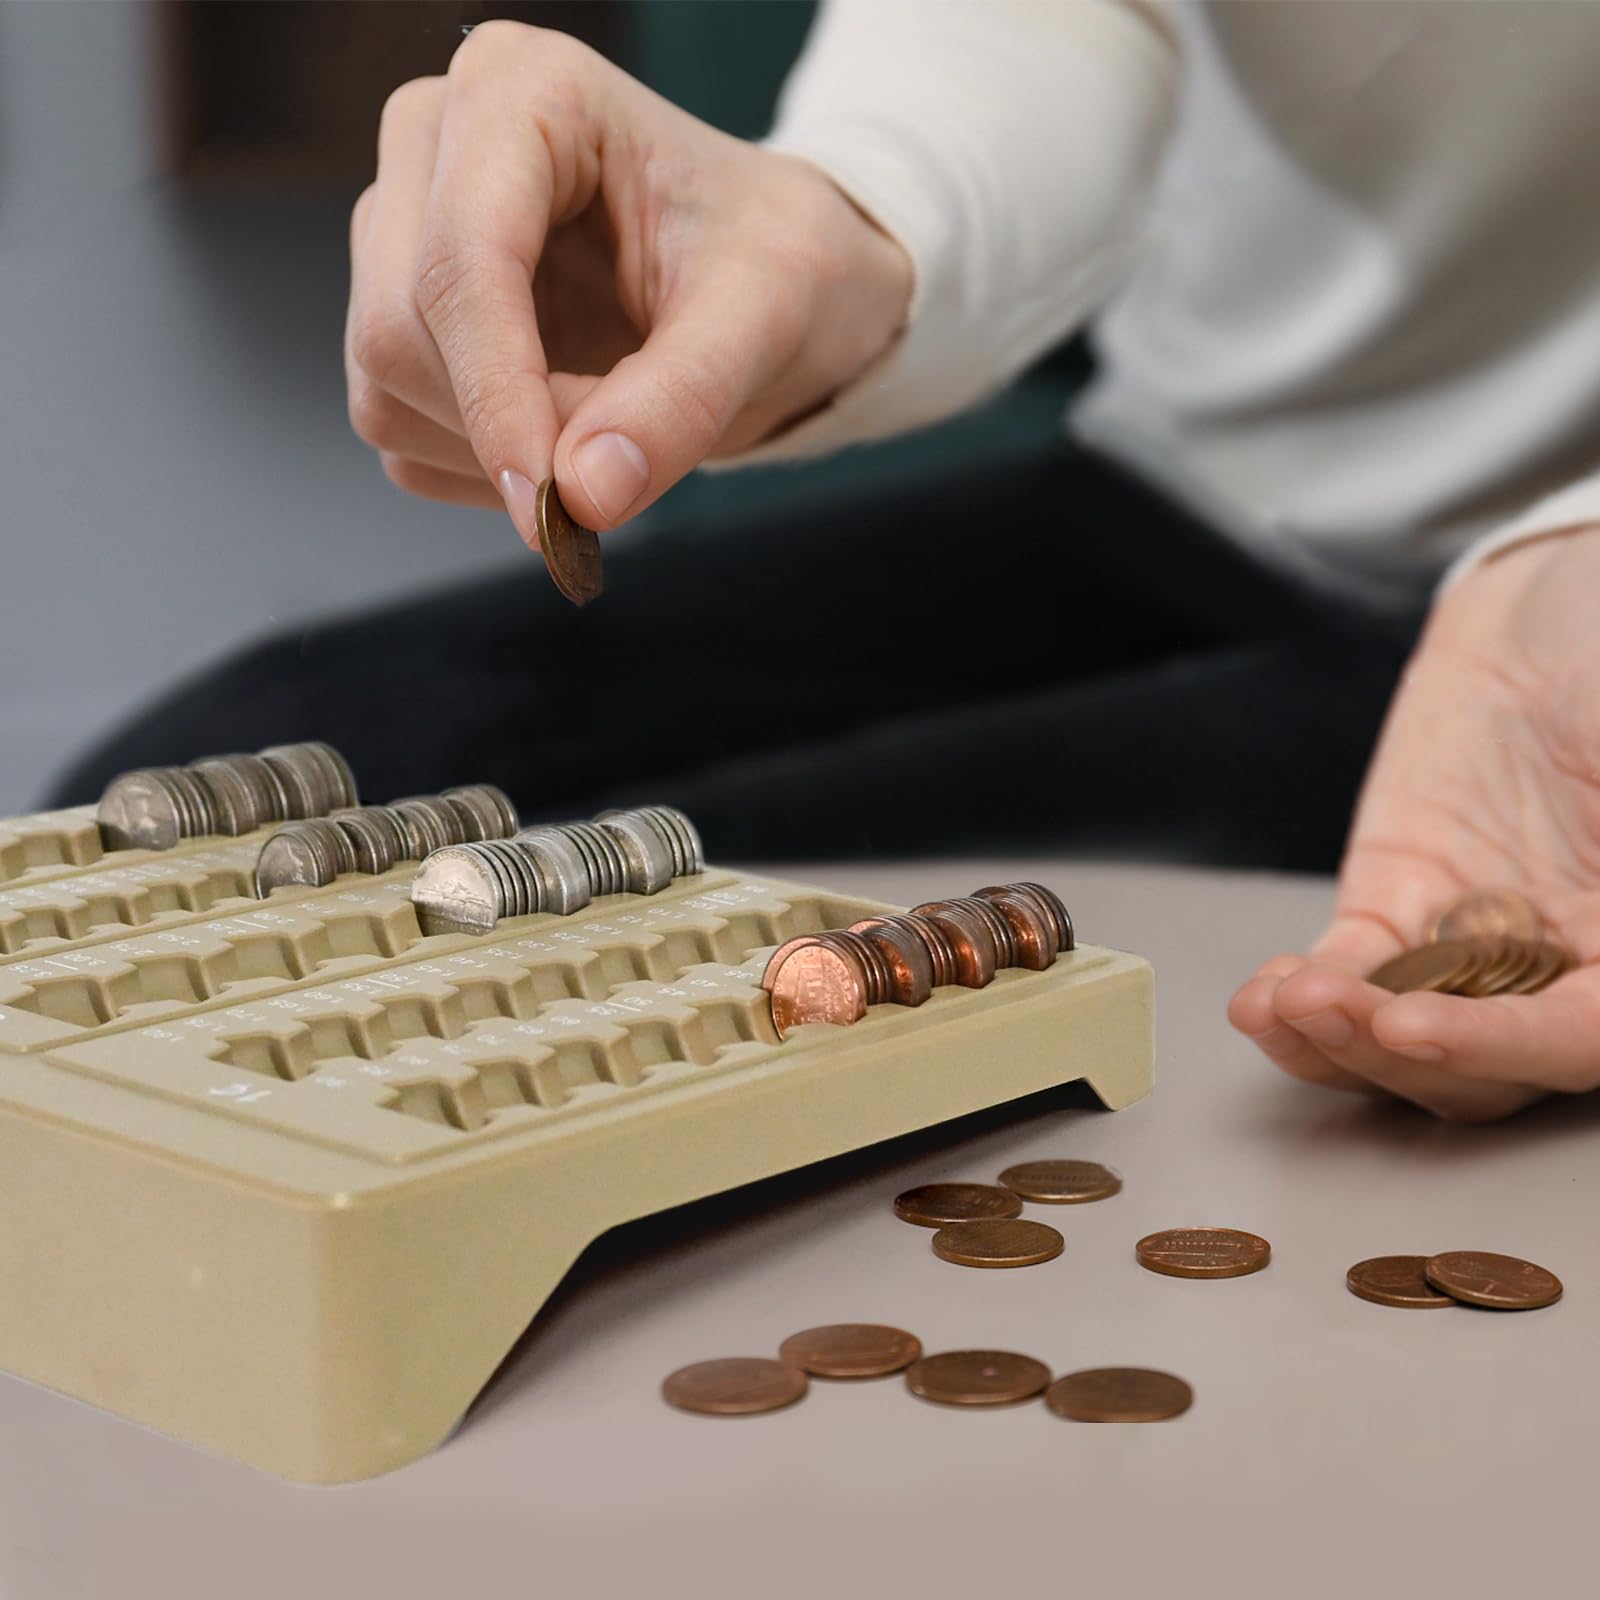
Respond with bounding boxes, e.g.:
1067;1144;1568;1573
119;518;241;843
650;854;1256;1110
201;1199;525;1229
260;748;320;819
595;810;676;894
411;845;504;935
225;753;292;822
559;821;631;897
442;784;519;843
255;819;354;895
512;828;594;915
98;769;184;851
191;759;258;836
390;797;458;859
334;808;404;875
634;805;703;875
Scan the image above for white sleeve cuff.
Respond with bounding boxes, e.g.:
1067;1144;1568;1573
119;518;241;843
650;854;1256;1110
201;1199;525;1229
1440;471;1600;591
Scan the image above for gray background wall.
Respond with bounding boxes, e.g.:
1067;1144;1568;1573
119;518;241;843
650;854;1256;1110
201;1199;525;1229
0;0;519;812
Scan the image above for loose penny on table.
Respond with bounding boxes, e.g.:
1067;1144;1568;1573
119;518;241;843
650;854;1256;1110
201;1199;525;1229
932;1218;1065;1269
1346;1255;1456;1309
1136;1228;1271;1280
905;1349;1052;1407
998;1158;1122;1205
661;1357;808;1416
1045;1368;1194;1423
893;1182;1023;1228
1424;1251;1564;1310
778;1324;923;1379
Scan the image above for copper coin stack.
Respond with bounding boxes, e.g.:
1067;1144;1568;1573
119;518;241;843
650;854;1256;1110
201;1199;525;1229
761;882;1074;1039
1366;888;1574;998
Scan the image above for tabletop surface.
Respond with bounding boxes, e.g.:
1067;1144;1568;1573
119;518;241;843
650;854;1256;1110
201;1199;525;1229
0;860;1590;1599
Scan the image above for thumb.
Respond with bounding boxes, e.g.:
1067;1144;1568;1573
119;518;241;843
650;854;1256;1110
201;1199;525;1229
552;263;801;530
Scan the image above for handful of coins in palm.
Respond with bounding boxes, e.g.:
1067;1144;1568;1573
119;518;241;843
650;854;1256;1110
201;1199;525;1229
1366;887;1573;997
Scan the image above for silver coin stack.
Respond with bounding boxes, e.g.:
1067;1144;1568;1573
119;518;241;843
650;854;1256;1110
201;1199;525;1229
254;785;521;895
410;805;704;936
98;743;359;852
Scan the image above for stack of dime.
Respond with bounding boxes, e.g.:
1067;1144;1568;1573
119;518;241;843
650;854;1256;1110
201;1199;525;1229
409;804;704;934
255;784;521;895
761;881;1073;1039
98;742;359;851
1366;887;1573;997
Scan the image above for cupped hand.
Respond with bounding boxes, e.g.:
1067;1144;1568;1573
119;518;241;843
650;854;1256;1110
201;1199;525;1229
1229;527;1600;1120
345;21;912;539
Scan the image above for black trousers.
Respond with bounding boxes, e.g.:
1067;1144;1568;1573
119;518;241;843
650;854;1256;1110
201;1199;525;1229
46;440;1426;871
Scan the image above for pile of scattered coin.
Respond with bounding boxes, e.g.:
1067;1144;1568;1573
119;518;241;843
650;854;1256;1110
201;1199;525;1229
761;883;1075;1039
1367;887;1574;997
661;1323;1194;1424
1346;1251;1563;1310
410;805;704;933
98;742;359;851
254;785;521;894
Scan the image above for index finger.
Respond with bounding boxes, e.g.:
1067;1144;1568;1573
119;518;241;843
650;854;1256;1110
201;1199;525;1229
415;26;585;535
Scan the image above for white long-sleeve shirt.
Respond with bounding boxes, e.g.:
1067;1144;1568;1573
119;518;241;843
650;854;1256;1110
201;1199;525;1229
744;0;1600;606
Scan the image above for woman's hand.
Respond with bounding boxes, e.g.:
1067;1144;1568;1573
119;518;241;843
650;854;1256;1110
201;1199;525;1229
1229;527;1600;1120
345;21;912;540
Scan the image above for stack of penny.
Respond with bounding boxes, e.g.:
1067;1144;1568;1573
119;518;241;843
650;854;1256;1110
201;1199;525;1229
1366;887;1573;997
254;784;521;894
1346;1250;1563;1311
761;882;1074;1039
98;742;359;851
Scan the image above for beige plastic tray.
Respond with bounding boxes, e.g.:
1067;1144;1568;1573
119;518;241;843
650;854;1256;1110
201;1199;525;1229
0;805;1153;1482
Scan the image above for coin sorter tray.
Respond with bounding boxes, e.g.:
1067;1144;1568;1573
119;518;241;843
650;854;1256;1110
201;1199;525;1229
0;805;1154;1482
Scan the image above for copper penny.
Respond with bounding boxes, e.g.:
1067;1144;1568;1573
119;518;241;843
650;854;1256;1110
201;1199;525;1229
1136;1227;1270;1279
1431;887;1544;945
1507;941;1575;995
1457;937;1541;997
905;1349;1051;1407
932;1218;1064;1269
893;1182;1023;1228
1367;939;1488;994
534;477;605;606
764;939;870;1039
661;1357;807;1415
1424;1251;1564;1310
998;1158;1122;1204
969;889;1056;970
1346;1255;1455;1309
980;882;1074;953
909;901;998;988
1045;1367;1193;1422
778;1323;923;1378
849;917;935;1006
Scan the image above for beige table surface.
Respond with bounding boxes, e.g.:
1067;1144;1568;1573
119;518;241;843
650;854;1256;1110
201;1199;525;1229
0;860;1592;1599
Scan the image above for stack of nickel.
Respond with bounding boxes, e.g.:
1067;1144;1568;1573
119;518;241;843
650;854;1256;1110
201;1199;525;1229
98;742;359;851
254;784;520;895
1367;888;1573;998
762;882;1074;1039
410;804;704;934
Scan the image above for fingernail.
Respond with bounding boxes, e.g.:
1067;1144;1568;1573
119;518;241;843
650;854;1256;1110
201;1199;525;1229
1290;1008;1355;1048
570;431;649;523
498;468;541;551
1391;1041;1445;1062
